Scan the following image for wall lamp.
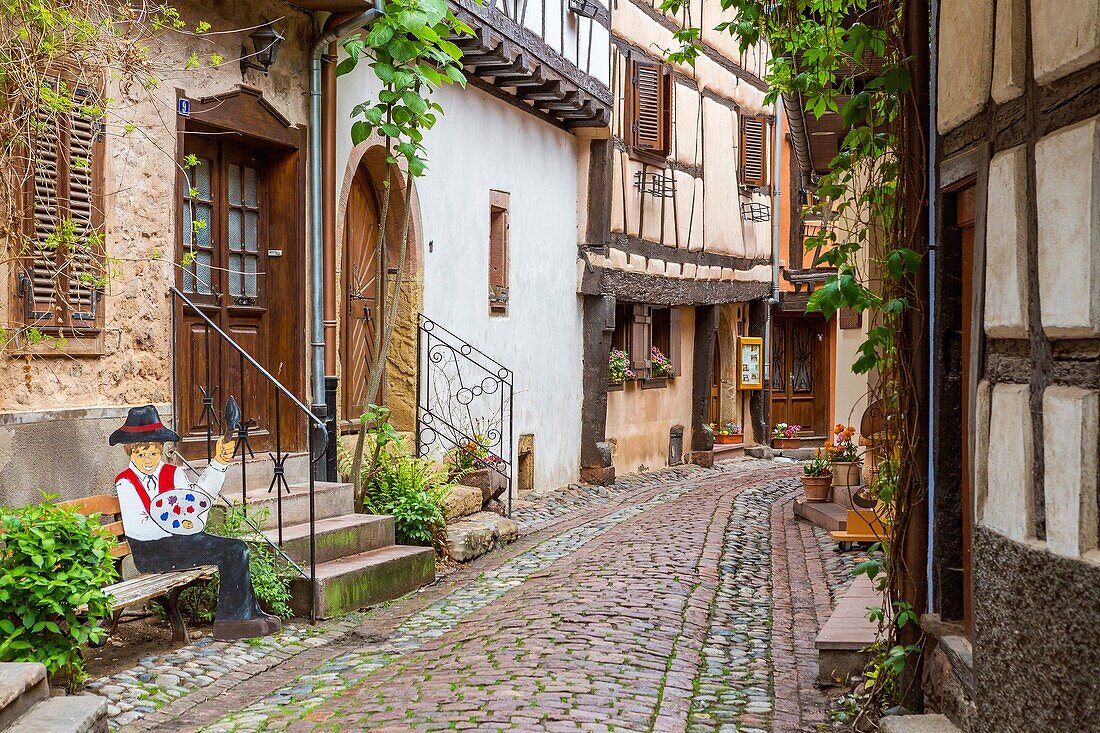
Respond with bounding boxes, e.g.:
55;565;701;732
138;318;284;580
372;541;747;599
241;22;285;76
568;0;600;19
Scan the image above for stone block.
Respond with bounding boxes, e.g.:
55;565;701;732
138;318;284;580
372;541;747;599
1042;385;1099;558
444;512;518;562
7;695;109;733
991;0;1026;102
1036;117;1100;338
580;465;615;485
607;247;629;270
646;257;666;276
665;262;682;278
681;262;698;279
983;145;1029;337
982;382;1032;541
937;0;994;133
442;485;484;522
879;715;961;733
0;663;48;731
289;545;435;618
1031;0;1100;84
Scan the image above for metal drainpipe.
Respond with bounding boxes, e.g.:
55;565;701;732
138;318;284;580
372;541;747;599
926;0;940;614
763;105;784;439
309;3;384;410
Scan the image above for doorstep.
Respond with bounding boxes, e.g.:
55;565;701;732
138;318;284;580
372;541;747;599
793;497;849;532
713;443;745;462
815;574;886;684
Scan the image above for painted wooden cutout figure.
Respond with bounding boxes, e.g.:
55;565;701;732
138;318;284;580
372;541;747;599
110;405;280;641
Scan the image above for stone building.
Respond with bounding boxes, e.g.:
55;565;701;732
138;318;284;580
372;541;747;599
926;1;1100;730
0;0;321;506
577;0;776;482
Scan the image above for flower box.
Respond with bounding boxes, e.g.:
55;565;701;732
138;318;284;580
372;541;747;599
773;437;801;449
715;433;743;445
641;377;668;389
607;380;625;392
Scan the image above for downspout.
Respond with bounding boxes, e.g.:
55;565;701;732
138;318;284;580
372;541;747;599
926;0;939;614
310;4;384;411
764;105;784;439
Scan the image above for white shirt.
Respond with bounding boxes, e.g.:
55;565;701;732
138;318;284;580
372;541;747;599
115;460;228;541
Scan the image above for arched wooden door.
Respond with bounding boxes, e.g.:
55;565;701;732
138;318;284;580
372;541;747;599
708;334;721;425
341;167;383;424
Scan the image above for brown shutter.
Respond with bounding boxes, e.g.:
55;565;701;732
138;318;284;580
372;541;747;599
630;60;671;156
66;86;102;323
22;79;103;328
668;307;682;375
739;115;768;188
631;304;652;375
489;207;507;289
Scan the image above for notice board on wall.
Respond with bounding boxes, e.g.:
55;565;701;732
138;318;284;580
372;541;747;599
738;336;763;390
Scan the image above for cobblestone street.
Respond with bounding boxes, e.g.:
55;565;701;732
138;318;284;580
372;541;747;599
101;458;856;732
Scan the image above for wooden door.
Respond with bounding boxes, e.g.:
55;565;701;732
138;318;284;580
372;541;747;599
708;334;721;425
957;184;976;637
770;315;829;435
176;139;272;457
341;167;383;424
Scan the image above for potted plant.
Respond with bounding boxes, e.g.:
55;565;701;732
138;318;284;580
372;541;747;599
711;422;743;445
772;422;802;449
608;348;634;389
825;423;861;487
649;346;675;378
801;452;832;502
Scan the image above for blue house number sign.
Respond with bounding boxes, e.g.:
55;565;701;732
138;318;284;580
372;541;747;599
178;98;191;117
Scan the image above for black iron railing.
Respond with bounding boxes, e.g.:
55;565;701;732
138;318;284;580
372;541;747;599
415;314;514;515
170;287;328;622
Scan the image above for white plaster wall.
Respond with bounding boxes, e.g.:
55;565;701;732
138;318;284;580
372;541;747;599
510;0;610;87
336;70;584;492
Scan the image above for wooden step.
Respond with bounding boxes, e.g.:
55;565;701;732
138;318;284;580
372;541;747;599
793;497;849;532
217;481;354;530
289;545;436;619
815;575;886;684
0;663;48;731
261;514;395;565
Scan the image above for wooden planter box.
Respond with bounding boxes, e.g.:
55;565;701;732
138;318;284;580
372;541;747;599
801;475;832;502
715;434;744;445
607;380;625;392
773;437;802;449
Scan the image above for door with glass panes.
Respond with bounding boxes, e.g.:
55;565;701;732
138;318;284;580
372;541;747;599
175;139;272;457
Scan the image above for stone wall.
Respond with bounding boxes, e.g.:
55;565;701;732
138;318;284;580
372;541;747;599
0;0;314;504
938;1;1100;729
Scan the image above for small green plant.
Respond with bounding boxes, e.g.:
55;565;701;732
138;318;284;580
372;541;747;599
340;405;452;547
0;497;118;690
803;452;833;478
177;504;292;623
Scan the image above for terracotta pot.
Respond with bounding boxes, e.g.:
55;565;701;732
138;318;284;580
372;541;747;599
801;474;832;502
831;461;861;487
773;437;801;449
715;434;743;445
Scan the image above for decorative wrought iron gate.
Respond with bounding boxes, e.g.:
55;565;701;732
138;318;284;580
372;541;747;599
415;314;514;514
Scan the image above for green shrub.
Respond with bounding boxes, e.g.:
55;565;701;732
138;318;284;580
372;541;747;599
177;504;293;623
0;497;118;689
338;406;452;547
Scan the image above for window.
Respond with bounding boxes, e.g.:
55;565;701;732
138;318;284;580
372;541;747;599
739;114;769;189
16;77;105;337
611;302;681;381
626;58;672;158
489;190;509;316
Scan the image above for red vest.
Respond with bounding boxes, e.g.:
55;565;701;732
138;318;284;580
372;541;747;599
116;464;177;511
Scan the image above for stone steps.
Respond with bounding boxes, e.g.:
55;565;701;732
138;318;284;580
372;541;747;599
879;714;961;733
0;663;106;733
288;545;436;618
218;481;355;530
445;511;519;562
261;514;395;565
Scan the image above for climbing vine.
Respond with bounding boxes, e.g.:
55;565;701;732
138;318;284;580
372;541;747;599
662;0;928;720
334;0;471;490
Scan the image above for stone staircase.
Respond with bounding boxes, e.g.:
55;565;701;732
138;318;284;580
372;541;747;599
0;663;107;732
222;480;436;619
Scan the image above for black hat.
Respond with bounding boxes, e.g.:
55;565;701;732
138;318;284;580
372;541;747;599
109;405;180;446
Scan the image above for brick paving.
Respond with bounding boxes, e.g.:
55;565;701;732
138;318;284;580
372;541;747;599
111;458;860;732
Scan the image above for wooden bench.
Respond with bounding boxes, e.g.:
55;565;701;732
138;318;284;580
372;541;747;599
59;495;215;644
830;508;888;550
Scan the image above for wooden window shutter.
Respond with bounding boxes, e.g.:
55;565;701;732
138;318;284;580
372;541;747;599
739;114;768;188
668;307;682;375
631;304;652;374
489;197;509;313
21;78;104;330
629;60;671;157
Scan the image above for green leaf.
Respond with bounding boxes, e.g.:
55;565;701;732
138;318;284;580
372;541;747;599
366;24;395;48
402;90;428;116
336;57;358;77
351;121;373;145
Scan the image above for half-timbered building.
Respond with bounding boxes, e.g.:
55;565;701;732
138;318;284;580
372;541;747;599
577;0;776;482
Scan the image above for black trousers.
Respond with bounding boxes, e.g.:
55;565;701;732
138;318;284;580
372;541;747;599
130;533;261;622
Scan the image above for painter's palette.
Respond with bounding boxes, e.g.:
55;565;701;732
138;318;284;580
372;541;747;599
151;489;212;535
